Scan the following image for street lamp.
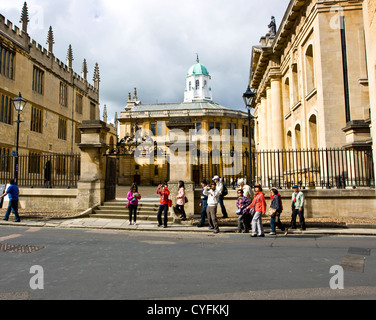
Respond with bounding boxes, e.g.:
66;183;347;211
12;92;27;185
243;86;256;187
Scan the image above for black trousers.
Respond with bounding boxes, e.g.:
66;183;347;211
176;205;186;219
128;204;138;222
291;208;306;230
157;204;169;227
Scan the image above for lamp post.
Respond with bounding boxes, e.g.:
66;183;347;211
12;93;27;186
243;86;256;187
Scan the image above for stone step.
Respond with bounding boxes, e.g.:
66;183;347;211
90;213;174;222
95;208;159;215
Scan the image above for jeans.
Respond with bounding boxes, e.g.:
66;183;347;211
252;212;264;236
291;208;306;230
157;204;169;227
199;202;207;226
3;200;21;222
128;204;138;223
270;216;286;233
218;196;228;218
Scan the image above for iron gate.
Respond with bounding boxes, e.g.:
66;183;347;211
105;157;117;202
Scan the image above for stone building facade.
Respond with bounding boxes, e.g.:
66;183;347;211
363;1;376;185
0;3;105;158
118;59;252;186
249;0;371;152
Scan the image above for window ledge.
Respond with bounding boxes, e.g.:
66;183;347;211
305;88;317;101
291;101;302;112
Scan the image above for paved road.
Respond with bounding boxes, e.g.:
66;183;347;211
0;225;375;300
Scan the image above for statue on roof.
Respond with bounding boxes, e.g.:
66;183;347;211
268;16;277;36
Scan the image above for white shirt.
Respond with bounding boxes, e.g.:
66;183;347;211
203;188;221;207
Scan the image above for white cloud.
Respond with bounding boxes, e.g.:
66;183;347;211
1;0;291;119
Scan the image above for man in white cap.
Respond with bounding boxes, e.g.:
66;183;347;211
213;176;228;218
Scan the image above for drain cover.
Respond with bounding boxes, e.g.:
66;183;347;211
0;243;45;254
341;255;366;273
348;248;371;256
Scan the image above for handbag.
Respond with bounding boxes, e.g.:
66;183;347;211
267;208;277;218
236;209;242;216
168;200;173;208
185;196;189;204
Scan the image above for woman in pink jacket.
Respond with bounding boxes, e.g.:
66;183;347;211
176;181;187;221
127;183;141;225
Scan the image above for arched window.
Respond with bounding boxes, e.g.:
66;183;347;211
287;131;292;150
305;44;315;94
295;124;301;150
292;64;299;105
283;77;291;114
308;114;318;149
196;80;200;90
189;81;192;91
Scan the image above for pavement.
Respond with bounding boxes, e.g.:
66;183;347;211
1;216;376;237
1;185;376;236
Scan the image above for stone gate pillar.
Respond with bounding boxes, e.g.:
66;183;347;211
77;120;109;211
166;118;196;218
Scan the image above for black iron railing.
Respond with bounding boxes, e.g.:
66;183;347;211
254;147;374;190
0;153;81;188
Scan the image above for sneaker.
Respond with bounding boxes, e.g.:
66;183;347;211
133;222;137;226
128;222;132;225
284;229;289;236
269;232;276;235
259;234;265;237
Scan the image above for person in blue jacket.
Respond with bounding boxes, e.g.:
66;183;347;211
1;179;21;223
197;180;208;228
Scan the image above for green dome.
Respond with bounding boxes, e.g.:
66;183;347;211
187;62;210;77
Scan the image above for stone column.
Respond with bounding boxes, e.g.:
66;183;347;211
271;76;284;150
259;97;268;151
266;87;272;150
77;120;109;211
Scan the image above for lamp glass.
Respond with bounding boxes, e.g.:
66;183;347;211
12;93;27;112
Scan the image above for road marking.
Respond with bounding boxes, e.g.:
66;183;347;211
26;228;42;233
0;234;23;242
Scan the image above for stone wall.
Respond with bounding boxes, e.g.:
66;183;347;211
195;188;376;219
17;188;79;211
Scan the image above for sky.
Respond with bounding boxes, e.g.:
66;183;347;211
1;0;290;123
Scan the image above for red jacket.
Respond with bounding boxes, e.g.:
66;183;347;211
247;192;266;214
157;187;170;205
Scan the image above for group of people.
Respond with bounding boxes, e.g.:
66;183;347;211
199;178;306;236
127;178;306;235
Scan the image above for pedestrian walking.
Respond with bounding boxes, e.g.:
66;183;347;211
291;185;306;230
236;189;252;233
1;179;21;223
176;181;187;221
213;176;228;218
203;182;221;234
197;180;208;228
156;181;170;228
127;183;141;225
247;184;266;237
269;188;288;236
